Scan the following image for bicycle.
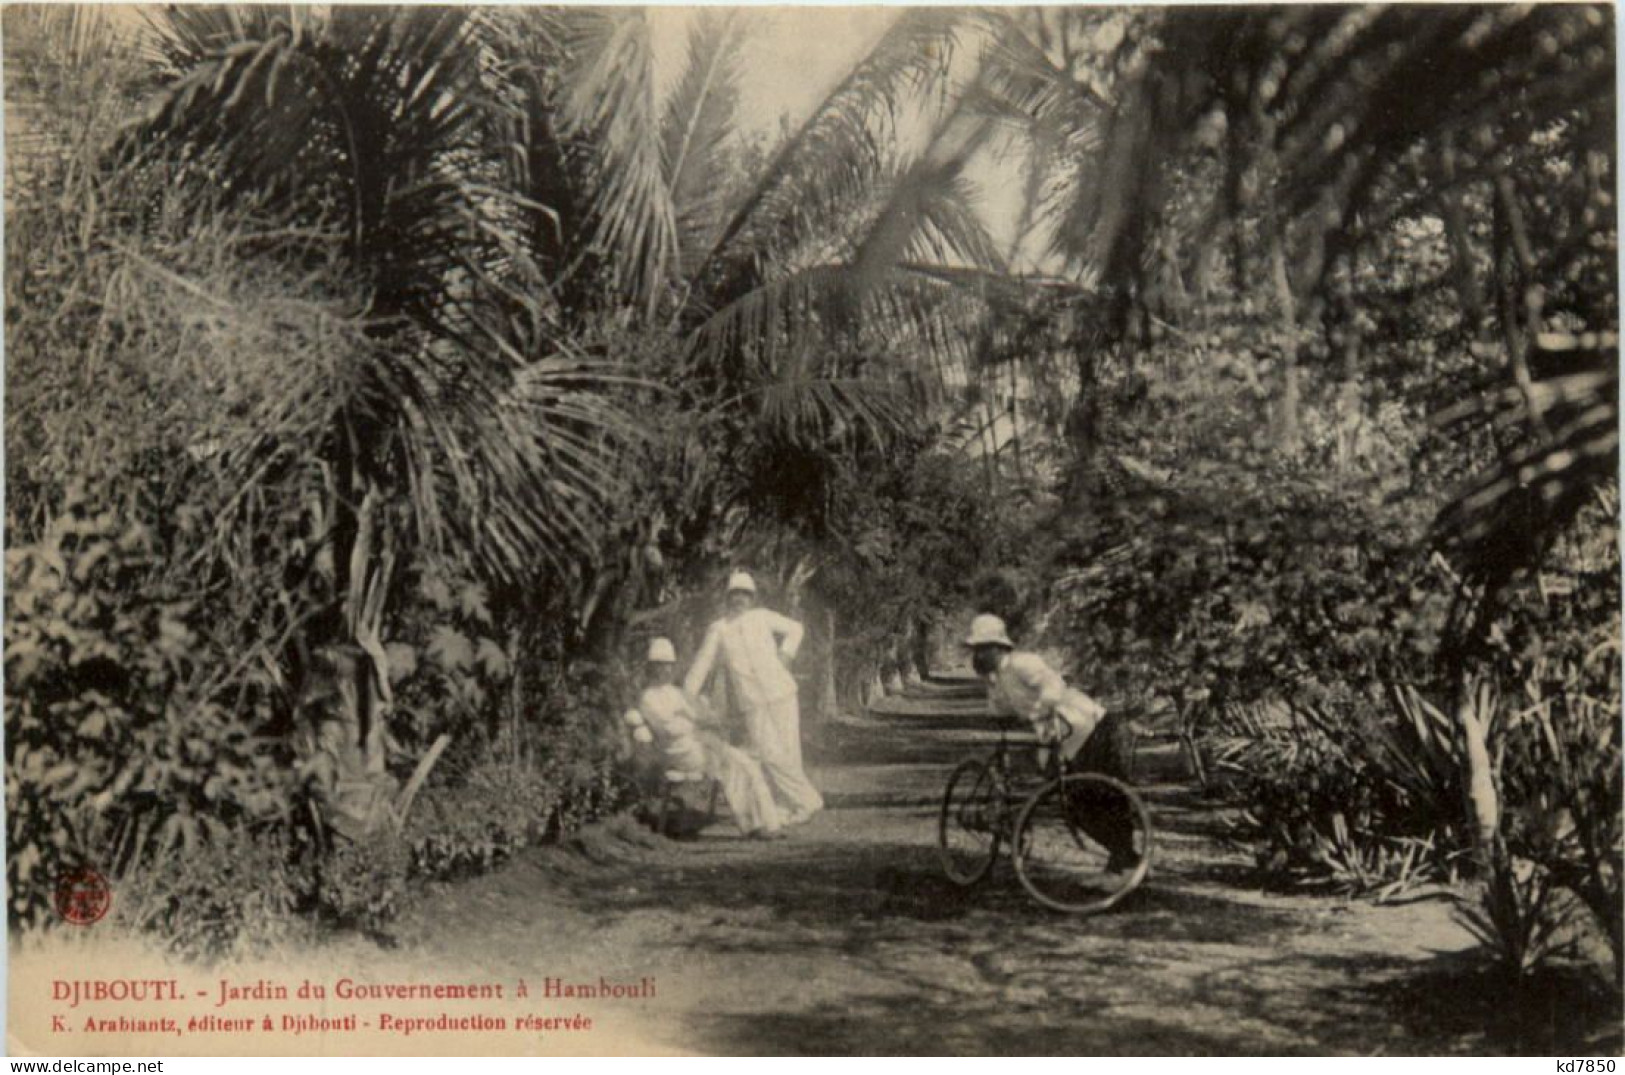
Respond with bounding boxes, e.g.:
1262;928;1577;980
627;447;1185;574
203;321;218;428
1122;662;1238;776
937;719;1153;914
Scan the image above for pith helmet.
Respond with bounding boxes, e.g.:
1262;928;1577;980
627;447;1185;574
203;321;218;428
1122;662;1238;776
646;637;677;663
964;613;1014;648
726;570;758;595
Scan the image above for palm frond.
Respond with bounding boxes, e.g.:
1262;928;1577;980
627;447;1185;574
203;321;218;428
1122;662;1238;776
140;4;306;73
554;7;677;316
690;263;855;368
973;10;1110;132
695;8;964;287
690;93;1003;386
137;6;492;328
136;14;327;211
196;302;645;588
756;372;923;453
133;7;647;585
464;351;648;582
906;173;1004;271
474;8;597;310
661;9;745;280
1035;5;1614;315
862;107;1003;279
1434;349;1619;586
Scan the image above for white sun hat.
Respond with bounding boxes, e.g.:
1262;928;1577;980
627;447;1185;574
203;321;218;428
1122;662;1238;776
646;637;677;663
726;570;757;594
964;613;1014;648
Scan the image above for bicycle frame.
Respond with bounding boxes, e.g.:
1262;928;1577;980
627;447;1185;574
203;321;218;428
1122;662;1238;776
977;714;1075;831
939;703;1153;912
997;711;1074;779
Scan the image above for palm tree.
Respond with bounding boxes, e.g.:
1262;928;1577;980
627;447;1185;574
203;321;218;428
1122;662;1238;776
132;5;1027;771
977;4;1616;575
471;7;1016;646
476;7;1007;390
135;6;640;790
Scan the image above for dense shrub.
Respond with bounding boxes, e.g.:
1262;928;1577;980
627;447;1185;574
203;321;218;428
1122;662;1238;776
1500;703;1622;978
1201;515;1622;977
408;760;566;880
1456;856;1581;981
813;447;1020;700
385;565;518;751
3;487;635;941
5;491;294;927
407;759;633;881
1050;462;1450;713
314;835;413;938
116;827;311;962
406;661;635;881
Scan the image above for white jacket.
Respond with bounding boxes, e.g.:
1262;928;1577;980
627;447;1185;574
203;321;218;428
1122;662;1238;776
684;607;804;710
988;651;1105;756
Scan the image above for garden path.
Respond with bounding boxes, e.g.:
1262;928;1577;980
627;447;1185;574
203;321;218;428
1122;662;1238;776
359;676;1615;1055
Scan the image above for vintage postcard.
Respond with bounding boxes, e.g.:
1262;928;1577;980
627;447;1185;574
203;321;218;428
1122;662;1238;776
4;2;1620;1057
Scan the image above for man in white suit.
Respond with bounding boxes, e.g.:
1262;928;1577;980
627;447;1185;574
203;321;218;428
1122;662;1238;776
685;571;824;824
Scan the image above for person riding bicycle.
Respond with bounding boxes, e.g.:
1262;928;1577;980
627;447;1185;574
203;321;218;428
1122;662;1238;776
964;613;1141;872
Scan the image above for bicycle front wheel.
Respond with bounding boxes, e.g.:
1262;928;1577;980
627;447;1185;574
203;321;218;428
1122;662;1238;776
1013;773;1152;914
938;758;1002;885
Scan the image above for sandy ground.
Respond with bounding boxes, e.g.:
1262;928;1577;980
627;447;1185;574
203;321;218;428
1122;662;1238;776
12;677;1619;1056
365;677;1620;1055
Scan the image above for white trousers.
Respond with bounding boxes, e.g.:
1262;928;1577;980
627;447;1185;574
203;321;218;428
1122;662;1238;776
742;693;824;817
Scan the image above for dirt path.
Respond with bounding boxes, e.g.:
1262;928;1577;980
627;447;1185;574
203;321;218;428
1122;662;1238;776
355;678;1618;1055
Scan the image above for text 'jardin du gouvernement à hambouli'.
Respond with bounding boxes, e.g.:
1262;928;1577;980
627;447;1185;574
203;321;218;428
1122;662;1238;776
52;975;659;1008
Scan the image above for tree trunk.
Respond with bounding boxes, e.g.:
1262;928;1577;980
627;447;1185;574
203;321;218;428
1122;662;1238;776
1440;135;1486;332
910;617;932;683
508;622;527;766
1454;672;1501;871
314;476;401;842
883;654;906;697
979;398;998;494
1493;174;1550;438
345;486;395;776
1267;221;1302;454
1007;361;1024;481
865;671;888;710
821;606;840;725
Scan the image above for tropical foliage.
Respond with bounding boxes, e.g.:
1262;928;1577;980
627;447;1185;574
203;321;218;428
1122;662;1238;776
3;3;1004;943
4;4;1617;994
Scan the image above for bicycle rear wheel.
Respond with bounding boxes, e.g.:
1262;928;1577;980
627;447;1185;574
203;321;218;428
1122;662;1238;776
938;758;1002;885
1012;773;1152;914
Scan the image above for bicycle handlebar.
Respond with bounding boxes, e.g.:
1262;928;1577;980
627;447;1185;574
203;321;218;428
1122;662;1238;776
1027;709;1073;744
995;709;1074;744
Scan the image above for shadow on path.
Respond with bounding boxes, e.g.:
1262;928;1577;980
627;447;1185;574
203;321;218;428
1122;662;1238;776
401;678;1620;1055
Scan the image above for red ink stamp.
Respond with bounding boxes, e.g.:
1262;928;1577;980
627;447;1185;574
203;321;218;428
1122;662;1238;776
55;867;111;926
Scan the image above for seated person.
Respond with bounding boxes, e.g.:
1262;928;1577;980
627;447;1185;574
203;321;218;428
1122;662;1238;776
964;613;1140;871
623;637;785;840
